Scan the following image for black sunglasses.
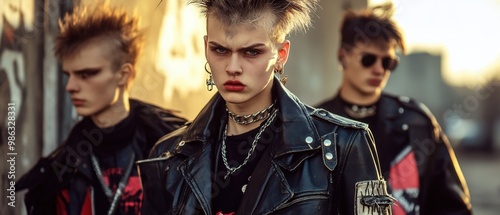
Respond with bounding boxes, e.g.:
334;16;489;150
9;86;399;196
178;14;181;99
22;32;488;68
360;53;399;71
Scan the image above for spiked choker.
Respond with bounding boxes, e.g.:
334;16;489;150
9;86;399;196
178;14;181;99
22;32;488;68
341;97;377;119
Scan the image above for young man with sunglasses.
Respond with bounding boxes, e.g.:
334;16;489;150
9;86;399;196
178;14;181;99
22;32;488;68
316;3;473;215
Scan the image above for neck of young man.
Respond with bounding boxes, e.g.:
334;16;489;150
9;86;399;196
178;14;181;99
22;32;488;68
339;85;381;106
226;100;273;136
226;118;261;137
91;91;130;128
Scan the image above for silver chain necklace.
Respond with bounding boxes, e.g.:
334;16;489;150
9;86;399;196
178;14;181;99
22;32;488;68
90;153;135;215
221;108;278;179
227;102;276;125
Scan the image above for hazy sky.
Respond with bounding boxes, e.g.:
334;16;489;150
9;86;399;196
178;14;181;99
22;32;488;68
370;0;500;85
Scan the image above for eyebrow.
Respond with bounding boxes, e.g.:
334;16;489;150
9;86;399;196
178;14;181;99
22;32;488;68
208;41;266;52
63;68;102;75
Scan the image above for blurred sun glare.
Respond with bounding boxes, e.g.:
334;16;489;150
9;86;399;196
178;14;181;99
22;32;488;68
369;0;500;86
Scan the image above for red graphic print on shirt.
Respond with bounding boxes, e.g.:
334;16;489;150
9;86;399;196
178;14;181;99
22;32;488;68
103;167;143;215
389;146;420;215
216;212;235;215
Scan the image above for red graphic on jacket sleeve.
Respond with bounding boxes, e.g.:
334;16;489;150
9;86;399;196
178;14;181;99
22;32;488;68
389;146;420;215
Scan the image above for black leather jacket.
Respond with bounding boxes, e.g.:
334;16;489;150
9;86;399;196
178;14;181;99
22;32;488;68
317;93;473;215
16;99;187;215
138;78;393;215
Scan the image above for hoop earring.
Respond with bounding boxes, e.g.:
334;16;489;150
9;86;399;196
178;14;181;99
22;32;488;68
274;64;288;85
205;62;215;91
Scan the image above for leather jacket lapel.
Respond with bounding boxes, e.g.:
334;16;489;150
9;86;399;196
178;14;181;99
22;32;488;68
236;143;292;215
172;93;227;215
273;78;321;157
379;96;400;120
182;95;225;143
178;140;214;215
236;78;322;214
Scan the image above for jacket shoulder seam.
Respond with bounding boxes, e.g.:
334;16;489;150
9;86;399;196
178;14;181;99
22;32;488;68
384;94;438;125
311;108;368;130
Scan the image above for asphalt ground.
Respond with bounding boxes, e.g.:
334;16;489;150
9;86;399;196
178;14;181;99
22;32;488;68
455;149;500;215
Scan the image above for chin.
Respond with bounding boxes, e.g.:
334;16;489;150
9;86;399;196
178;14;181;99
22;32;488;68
360;88;379;97
76;112;94;117
219;92;244;103
75;108;97;117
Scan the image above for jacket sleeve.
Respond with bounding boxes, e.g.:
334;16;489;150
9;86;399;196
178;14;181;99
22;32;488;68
337;128;393;215
15;146;69;215
413;101;473;214
424;131;473;214
137;156;170;215
138;129;186;215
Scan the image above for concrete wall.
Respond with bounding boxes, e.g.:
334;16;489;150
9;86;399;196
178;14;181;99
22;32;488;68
1;1;43;214
287;0;368;106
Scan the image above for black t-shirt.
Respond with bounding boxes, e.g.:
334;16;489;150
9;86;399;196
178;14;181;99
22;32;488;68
92;113;143;215
213;116;281;214
64;112;144;215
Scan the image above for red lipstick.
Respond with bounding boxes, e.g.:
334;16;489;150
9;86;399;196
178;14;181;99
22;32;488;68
224;80;245;92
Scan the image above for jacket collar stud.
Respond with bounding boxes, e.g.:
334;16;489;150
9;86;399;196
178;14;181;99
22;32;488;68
323;139;332;147
305;136;313;144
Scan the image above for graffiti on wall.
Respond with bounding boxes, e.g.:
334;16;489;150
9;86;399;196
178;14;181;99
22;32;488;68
0;1;34;213
1;1;34;121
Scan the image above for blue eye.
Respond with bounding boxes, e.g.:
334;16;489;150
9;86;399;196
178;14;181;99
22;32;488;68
212;47;228;55
245;49;260;56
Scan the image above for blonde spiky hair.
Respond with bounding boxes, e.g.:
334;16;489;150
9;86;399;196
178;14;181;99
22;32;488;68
190;0;319;43
54;5;144;74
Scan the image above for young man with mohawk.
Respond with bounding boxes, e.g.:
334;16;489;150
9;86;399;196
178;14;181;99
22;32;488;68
138;1;393;214
17;5;186;215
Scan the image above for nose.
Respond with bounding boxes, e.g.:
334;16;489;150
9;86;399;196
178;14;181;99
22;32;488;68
65;75;79;93
226;54;242;76
371;59;385;75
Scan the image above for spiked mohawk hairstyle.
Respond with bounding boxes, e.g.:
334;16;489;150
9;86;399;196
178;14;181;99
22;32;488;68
54;6;144;73
189;0;319;43
340;3;405;53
